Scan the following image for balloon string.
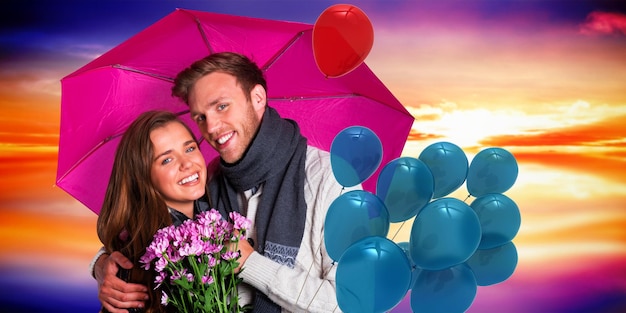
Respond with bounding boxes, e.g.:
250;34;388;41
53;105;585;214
463;194;471;203
390;221;406;241
297;229;327;308
296;237;321;306
306;263;336;311
297;186;344;308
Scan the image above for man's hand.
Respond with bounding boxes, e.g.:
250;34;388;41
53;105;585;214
96;251;149;313
234;237;254;273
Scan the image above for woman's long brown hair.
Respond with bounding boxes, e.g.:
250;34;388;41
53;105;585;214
97;111;198;313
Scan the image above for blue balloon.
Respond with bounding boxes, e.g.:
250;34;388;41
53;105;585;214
336;236;412;313
331;126;383;187
418;141;468;198
465;241;518;286
470;193;521;249
410;263;477;313
397;241;413;265
397;241;419;289
467;147;518;197
324;190;390;261
409;198;481;270
376;157;434;222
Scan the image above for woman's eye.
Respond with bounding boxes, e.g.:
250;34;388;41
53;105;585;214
186;146;196;153
161;158;172;165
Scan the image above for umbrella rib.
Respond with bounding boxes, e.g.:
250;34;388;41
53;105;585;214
112;64;175;82
269;93;415;118
261;30;306;72
268;93;360;101
272;93;413;117
194;16;215;55
57;109;195;184
55;133;124;184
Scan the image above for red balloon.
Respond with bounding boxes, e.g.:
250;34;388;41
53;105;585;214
313;4;374;78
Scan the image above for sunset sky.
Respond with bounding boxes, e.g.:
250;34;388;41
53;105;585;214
1;0;625;312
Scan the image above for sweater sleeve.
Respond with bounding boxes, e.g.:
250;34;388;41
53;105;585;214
239;147;360;313
240;249;337;312
89;246;107;278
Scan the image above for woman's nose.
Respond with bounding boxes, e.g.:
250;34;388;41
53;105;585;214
180;155;193;169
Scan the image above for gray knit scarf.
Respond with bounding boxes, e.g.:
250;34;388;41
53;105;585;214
209;106;308;313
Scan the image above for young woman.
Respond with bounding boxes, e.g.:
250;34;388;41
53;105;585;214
96;110;208;313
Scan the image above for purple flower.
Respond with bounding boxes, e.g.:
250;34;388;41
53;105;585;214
198;223;215;239
179;238;203;257
171;270;182;281
161;291;168;305
155;272;165;287
206;255;217;268
204;242;223;255
139;207;251;312
230;212;252;231
197;209;222;226
222;250;240;261
154;256;168;273
167;248;182;263
202;275;214;285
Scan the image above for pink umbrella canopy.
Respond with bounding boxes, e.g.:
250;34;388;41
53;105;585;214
57;8;414;214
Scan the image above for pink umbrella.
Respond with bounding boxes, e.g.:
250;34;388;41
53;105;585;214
57;8;414;214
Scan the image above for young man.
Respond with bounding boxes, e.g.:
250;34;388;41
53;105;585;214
94;52;355;313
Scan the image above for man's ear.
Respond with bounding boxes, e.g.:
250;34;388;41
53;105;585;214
251;84;267;116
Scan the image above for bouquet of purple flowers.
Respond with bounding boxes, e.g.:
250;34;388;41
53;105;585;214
140;209;251;313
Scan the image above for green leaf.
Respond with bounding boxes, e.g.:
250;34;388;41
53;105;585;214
173;277;191;290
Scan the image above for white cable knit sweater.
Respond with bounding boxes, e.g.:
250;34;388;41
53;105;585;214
236;146;356;313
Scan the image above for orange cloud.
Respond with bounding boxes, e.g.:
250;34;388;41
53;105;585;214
0;88;60;147
0;134;58;146
509;151;625;183
0;208;99;260
579;11;626;36
478;115;626;182
481;114;626;147
521;212;626;251
406;129;442;142
0;146;61;203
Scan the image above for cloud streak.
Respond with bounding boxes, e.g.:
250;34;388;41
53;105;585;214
580;11;626;36
482;114;626;147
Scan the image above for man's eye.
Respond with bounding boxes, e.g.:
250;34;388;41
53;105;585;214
217;104;227;111
195;115;206;123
